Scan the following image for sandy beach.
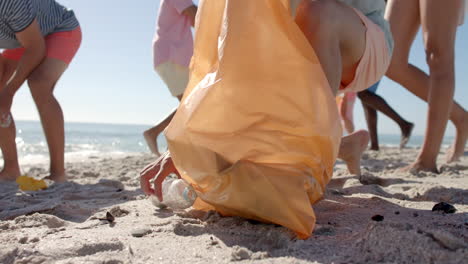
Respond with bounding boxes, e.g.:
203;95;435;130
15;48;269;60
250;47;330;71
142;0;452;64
1;147;467;263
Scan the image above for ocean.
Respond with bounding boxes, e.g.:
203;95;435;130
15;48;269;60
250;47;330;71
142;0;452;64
1;120;454;165
3;121;155;165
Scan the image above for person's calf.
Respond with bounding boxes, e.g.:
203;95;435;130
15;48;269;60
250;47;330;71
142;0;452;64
144;128;162;156
446;110;468;163
399;122;414;149
0;121;21;181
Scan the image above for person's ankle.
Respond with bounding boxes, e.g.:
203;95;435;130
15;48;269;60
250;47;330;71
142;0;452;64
413;156;438;172
370;145;379;151
50;167;65;177
0;166;21;180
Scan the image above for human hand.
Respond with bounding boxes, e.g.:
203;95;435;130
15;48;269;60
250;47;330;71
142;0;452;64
140;151;181;201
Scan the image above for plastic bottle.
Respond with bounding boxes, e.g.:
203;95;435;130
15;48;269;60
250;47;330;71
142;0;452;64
0;113;12;128
150;178;197;210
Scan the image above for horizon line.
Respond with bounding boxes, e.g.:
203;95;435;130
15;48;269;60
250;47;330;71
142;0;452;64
14;119;446;138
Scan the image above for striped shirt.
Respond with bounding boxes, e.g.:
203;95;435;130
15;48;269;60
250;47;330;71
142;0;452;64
0;0;79;49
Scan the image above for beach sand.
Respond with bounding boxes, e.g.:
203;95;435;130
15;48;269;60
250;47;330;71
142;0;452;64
1;147;467;263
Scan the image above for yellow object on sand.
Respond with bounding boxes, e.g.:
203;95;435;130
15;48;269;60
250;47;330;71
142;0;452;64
16;175;48;191
165;0;341;239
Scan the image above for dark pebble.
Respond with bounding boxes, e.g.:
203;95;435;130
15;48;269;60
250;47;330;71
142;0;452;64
106;212;115;223
97;212;115;223
432;202;457;214
371;215;384;222
413;212;418;217
394;211;400;215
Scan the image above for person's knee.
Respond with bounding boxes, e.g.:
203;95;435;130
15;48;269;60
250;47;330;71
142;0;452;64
357;90;369;100
30;88;55;108
28;71;57;107
425;39;454;78
28;66;58;89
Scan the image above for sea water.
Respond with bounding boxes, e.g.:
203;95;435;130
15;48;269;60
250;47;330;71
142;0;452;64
0;120;454;166
0;120;167;166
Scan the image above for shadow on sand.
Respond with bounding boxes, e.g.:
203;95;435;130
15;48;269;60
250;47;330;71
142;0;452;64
0;179;143;222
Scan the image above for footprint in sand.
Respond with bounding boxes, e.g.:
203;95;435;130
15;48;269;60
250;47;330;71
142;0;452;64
13;214;67;229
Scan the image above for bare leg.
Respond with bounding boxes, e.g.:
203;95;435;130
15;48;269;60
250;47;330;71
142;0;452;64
144;95;182;156
0;118;21;181
0;57;20;181
338;130;370;176
28;58;69;182
446;114;468;163
144;109;176;156
418;0;461;170
358;90;414;149
386;0;466;170
296;0;368;175
340;92;357;134
361;101;379;151
296;0;366;94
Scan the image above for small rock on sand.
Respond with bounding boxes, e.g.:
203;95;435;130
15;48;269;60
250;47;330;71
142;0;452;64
432;202;457;214
231;246;252;261
371;215;384;222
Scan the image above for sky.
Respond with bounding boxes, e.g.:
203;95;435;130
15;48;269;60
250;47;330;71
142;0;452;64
10;0;468;137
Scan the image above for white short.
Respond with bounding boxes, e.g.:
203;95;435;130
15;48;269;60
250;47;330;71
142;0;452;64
155;62;189;97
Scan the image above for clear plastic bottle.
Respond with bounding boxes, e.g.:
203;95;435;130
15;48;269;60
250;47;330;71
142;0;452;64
0;113;12;128
150;178;197;210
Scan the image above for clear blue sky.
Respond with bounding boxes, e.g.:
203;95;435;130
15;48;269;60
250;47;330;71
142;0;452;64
11;0;468;136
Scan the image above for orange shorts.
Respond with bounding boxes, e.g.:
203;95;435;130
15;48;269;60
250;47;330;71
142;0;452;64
2;27;82;65
339;9;391;94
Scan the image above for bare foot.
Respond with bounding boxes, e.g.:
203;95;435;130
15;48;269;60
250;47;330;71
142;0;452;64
359;172;386;186
0;167;21;181
446;113;468;163
397;159;439;174
400;122;414;149
143;130;161;156
44;174;67;183
338;130;370;176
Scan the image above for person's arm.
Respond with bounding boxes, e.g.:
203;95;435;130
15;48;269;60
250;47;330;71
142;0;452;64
3;19;46;97
0;19;45;116
0;55;6;87
169;0;198;27
182;5;198;27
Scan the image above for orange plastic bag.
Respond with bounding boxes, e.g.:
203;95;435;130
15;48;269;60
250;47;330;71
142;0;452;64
165;0;342;239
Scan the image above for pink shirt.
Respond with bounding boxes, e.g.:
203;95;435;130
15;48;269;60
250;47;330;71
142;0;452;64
153;0;194;69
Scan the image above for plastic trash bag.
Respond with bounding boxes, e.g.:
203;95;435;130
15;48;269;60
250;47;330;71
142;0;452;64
165;0;342;239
